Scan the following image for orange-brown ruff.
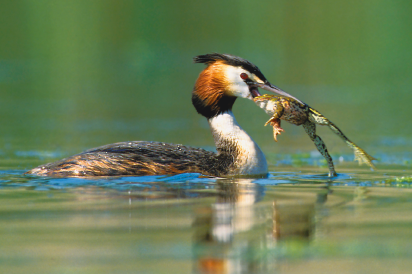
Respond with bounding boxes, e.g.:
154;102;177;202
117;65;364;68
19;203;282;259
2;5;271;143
26;53;271;177
194;60;230;114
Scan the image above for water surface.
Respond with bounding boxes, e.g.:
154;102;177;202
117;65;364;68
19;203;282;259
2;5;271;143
1;1;412;273
1;159;412;273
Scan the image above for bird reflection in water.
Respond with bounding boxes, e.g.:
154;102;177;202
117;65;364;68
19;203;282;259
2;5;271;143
193;180;329;274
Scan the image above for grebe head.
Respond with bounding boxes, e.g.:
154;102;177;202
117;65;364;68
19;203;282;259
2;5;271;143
192;53;302;118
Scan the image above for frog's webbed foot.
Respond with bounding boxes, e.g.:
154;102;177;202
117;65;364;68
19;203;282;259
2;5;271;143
326;121;377;169
272;127;284;142
353;147;377;169
328;170;338;177
264;117;283;142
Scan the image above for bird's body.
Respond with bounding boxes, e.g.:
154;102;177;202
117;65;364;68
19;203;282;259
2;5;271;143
26;53;292;178
27;141;228;177
28;112;267;177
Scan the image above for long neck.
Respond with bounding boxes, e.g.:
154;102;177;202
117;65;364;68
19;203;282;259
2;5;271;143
208;111;268;177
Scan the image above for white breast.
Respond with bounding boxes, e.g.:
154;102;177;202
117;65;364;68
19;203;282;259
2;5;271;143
208;111;268;176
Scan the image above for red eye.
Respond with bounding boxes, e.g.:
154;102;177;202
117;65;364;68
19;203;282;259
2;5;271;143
240;73;249;80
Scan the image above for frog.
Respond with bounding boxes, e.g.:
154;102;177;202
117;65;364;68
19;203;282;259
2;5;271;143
253;94;376;177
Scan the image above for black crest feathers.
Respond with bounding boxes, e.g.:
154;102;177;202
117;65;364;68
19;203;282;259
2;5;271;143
193;53;267;82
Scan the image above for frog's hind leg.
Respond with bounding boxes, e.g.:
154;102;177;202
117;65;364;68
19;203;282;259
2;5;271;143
307;107;330;125
302;121;337;177
308;108;376;169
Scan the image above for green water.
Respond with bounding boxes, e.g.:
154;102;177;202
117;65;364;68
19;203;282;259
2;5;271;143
1;1;412;273
2;171;412;273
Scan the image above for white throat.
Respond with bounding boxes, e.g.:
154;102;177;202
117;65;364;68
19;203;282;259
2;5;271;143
208;111;268;176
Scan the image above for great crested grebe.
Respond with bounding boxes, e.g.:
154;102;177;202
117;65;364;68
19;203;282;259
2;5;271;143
26;53;299;177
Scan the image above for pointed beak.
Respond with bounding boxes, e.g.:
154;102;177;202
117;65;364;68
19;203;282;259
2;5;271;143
257;81;304;105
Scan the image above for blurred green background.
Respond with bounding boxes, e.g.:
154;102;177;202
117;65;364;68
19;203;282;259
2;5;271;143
1;0;411;168
1;3;412;272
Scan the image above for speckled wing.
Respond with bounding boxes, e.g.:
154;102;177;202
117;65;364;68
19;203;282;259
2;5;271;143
26;141;224;177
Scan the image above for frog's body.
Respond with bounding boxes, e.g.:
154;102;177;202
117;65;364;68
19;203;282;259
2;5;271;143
254;94;376;177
